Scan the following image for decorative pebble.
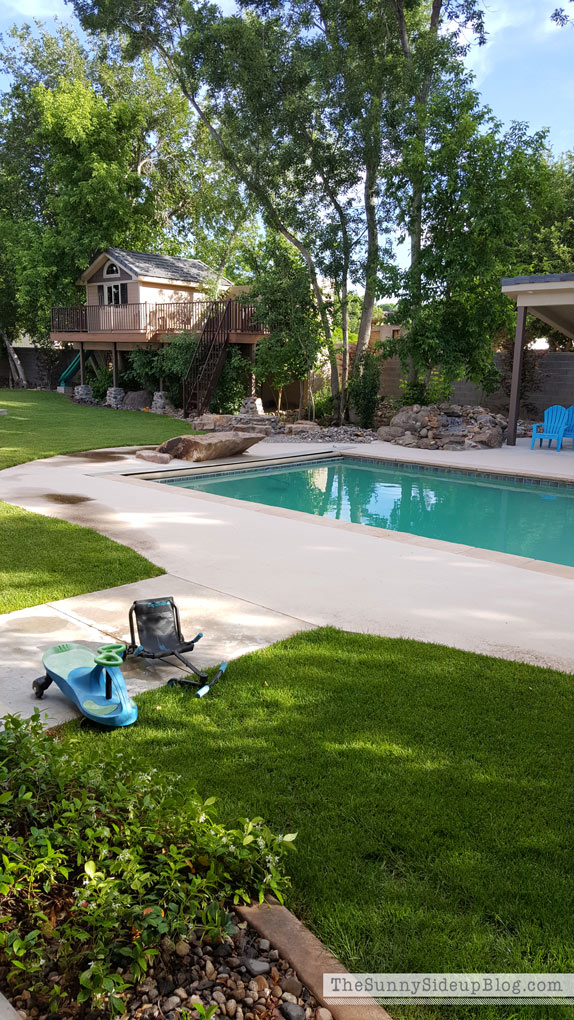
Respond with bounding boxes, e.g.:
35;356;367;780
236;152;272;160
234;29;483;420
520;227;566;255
280;1003;306;1020
245;959;271;977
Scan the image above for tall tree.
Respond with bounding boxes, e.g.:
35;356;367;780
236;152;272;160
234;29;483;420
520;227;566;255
0;22;252;342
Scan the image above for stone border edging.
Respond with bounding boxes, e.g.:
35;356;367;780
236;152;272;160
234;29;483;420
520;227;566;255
235;900;392;1020
0;989;24;1018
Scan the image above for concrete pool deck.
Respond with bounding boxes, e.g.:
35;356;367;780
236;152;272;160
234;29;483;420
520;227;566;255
2;437;574;723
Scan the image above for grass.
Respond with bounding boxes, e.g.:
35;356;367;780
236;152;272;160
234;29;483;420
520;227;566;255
0;389;194;470
62;627;574;1020
0;501;163;613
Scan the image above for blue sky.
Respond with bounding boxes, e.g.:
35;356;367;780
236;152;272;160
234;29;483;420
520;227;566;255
0;0;572;155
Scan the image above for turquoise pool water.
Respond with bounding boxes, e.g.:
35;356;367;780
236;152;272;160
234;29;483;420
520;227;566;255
161;457;574;566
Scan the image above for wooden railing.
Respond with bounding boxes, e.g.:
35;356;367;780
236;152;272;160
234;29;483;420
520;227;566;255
51;300;266;335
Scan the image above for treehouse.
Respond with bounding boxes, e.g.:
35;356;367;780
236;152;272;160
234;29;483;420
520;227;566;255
50;248;265;417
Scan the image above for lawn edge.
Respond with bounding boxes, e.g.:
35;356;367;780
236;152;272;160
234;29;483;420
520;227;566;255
236;899;393;1020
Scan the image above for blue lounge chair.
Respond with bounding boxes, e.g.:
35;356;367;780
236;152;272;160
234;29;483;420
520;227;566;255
530;404;568;451
562;405;574;449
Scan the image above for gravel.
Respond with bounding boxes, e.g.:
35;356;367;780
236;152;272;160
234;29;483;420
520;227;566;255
7;914;330;1020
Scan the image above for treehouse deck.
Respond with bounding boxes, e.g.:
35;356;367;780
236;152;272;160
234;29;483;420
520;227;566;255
51;298;267;417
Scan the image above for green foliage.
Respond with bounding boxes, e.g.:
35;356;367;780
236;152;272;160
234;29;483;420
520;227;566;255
85;363;114;401
0;712;294;1014
0;23;252;344
248;235;323;404
210;347;250;414
348;348;382;429
125;332;198;407
386;66;555;388
312;386;334;424
399;370;452;407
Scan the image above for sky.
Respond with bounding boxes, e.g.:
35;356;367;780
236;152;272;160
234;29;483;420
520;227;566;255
0;0;572;156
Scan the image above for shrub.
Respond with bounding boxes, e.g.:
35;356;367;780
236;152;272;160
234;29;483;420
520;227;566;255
348;348;382;429
125;332;198;408
0;713;294;1016
85;363;114;401
210;347;250;414
312;385;333;423
399;369;452;407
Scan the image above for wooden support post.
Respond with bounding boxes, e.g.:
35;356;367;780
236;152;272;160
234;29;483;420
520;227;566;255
79;342;85;386
506;305;527;446
112;343;118;388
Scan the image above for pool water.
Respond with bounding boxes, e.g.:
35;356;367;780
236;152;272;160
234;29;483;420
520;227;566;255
161;457;574;566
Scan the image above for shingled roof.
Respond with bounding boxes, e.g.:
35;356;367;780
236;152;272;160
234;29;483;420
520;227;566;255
99;248;233;288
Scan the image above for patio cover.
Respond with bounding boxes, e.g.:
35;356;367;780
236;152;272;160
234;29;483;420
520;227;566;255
501;273;574;444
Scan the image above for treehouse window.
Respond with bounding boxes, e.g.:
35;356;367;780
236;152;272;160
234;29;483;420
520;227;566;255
99;283;128;305
105;262;120;276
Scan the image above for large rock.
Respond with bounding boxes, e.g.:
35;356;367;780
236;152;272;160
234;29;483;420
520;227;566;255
136;449;172;464
157;431;264;462
123;390;152;411
377;425;405;441
471;425;503;448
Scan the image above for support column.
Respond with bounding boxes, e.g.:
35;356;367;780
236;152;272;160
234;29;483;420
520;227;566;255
506;305;527;446
106;343;125;409
73;342;93;401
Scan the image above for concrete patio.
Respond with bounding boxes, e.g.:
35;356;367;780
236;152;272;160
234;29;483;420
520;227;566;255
2;436;574;725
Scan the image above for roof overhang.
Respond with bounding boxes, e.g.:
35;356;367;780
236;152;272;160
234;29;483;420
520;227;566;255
501;273;574;341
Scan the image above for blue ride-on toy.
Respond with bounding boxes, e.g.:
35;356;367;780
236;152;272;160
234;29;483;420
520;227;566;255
32;642;137;727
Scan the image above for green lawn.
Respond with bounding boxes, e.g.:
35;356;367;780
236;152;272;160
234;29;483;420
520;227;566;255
0;389;192;470
0;501;163;613
63;627;574;1020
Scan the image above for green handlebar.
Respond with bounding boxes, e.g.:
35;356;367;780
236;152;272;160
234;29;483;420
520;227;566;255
94;643;126;667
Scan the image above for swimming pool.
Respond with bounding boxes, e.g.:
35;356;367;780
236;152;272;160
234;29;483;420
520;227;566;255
160;457;574;566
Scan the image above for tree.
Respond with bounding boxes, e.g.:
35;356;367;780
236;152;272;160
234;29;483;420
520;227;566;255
247;234;323;413
0;22;253;343
384;55;553;390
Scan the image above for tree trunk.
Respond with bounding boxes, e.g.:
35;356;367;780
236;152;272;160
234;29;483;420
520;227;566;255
355;160;379;367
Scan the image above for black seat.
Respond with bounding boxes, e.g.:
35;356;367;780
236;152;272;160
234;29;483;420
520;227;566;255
127;596;207;684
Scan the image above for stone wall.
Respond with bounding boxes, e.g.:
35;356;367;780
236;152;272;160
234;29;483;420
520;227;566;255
379;351;574;419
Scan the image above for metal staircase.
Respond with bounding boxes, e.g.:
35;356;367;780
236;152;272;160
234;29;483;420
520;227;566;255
182;300;232;418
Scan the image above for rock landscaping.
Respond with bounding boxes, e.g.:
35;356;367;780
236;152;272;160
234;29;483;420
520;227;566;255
376;403;532;450
7;918;324;1020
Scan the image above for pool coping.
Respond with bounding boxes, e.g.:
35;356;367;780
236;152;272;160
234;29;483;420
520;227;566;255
115;452;574;582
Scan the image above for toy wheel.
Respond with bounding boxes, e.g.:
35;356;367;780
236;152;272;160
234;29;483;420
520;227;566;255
32;675;49;699
167;678;177;687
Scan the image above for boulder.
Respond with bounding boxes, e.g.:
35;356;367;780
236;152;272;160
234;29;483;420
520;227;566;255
157;431;264;462
136;450;172;464
123;390;152;411
471;425;503;448
376;425;405;441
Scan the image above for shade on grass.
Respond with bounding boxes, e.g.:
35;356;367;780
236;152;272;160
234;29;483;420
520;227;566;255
0;502;163;613
0;389;194;470
64;627;574;1020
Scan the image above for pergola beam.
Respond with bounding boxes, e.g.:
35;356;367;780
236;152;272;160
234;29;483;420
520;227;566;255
506;305;527;447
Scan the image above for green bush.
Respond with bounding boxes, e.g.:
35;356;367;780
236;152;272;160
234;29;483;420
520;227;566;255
210;347;250;414
125;332;198;408
399;369;452;407
348;348;382;429
0;713;294;1016
85;364;114;402
312;385;333;423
